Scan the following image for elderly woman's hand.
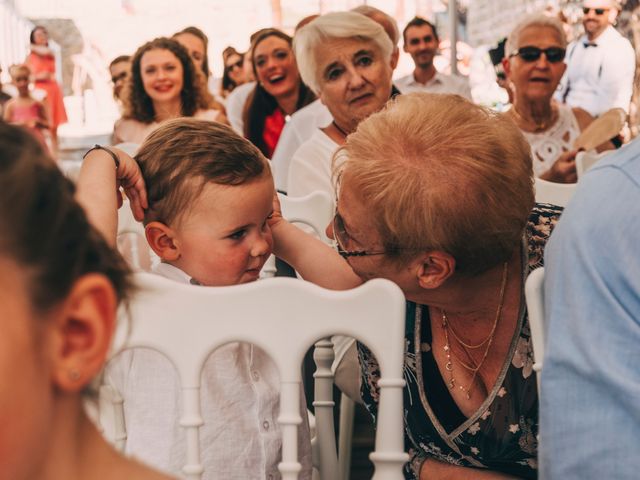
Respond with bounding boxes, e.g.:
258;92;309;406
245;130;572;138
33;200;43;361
541;149;578;184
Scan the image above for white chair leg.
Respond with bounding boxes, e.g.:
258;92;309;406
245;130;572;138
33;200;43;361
338;393;355;480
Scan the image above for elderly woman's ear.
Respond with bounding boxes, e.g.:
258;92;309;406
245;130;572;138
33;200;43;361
415;251;456;289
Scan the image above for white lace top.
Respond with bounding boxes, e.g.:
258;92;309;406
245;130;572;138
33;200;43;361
521;104;581;177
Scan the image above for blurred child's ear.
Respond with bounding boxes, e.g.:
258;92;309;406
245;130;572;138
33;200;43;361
146;221;180;261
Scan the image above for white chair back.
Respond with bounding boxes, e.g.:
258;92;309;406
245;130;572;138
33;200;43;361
524;267;545;394
260;191;334;278
116;200;155;271
102;273;408;480
113;142;140;156
576;150;609;179
534;177;577;207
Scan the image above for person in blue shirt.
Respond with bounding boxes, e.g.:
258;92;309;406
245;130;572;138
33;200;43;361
541;138;640;479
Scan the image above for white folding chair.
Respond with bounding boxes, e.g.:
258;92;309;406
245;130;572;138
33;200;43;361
534;177;577;207
101;273;408;480
116;200;155;271
524;267;545;394
260;191;334;278
113;142;140;157
260;191;357;480
575;150;609;179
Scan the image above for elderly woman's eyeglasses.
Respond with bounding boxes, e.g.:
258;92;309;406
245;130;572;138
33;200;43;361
332;212;387;258
509;46;566;63
583;7;608;15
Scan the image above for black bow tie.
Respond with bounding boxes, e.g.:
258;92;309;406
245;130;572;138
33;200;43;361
583;42;598;48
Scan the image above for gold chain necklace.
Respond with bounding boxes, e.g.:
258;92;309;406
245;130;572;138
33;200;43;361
510;104;555;132
441;261;509;400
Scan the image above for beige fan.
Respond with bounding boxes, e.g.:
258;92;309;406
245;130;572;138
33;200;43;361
574;108;626;151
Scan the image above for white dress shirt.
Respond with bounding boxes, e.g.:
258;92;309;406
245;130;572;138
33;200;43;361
394;71;472;100
556;26;635;117
105;262;312;480
271;99;333;193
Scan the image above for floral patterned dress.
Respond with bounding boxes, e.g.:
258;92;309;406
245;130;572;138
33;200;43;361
357;205;562;479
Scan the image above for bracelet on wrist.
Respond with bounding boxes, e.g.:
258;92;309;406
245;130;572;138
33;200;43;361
83;144;120;170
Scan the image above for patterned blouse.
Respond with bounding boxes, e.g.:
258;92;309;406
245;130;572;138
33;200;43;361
357;205;562;479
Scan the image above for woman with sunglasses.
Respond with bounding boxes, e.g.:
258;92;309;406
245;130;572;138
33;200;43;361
220;47;248;98
503;14;613;183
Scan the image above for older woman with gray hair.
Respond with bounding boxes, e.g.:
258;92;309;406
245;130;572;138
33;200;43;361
503;14;613;183
271;93;554;479
286;11;397;198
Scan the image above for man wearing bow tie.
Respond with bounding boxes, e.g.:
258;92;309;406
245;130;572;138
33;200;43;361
556;0;635;117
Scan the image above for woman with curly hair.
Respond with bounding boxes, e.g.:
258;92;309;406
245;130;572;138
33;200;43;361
113;37;225;145
243;29;315;158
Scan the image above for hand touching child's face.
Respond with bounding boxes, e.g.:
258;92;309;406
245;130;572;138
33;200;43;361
170;175;274;286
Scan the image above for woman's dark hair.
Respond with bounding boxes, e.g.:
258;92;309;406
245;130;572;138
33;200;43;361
29;25;48;45
0;123;132;312
221;47;243;94
243;29;315;157
122;37;213;124
173;26;210;78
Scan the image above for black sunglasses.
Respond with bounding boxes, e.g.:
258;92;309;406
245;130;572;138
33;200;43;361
509;46;566;63
583;7;608;15
226;60;243;71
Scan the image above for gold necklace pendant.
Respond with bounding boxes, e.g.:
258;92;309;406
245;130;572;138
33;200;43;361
440;262;509;399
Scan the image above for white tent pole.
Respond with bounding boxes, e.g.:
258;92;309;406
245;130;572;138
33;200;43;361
449;0;458;75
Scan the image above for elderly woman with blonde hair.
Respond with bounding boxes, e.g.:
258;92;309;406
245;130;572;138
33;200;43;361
503;14;613;183
271;92;556;479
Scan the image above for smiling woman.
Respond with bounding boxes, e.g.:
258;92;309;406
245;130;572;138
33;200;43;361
113;37;226;145
242;29;316;158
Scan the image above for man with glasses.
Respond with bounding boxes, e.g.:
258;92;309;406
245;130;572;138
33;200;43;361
556;0;634;117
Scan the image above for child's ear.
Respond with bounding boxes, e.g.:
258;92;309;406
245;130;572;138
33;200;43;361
414;251;456;290
146;221;180;261
50;274;117;392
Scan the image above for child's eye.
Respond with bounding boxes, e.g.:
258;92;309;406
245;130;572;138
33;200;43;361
228;229;247;240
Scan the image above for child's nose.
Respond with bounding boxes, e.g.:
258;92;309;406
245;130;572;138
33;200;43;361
251;231;271;257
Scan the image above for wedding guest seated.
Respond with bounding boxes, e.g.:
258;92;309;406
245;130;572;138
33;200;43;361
77;119;312;479
109;55;131;104
272;5;400;192
243;28;316;158
288;12;396;200
220;46;248;98
113;37;225;145
503;14;614;183
270;93;557;479
0;122;172;480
